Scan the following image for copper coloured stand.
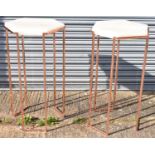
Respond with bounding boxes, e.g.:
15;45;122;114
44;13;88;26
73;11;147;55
5;27;66;132
88;30;149;137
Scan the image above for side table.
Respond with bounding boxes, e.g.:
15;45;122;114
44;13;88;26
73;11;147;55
89;20;149;136
5;18;66;131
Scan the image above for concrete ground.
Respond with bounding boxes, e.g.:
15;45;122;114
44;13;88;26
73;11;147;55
0;90;155;138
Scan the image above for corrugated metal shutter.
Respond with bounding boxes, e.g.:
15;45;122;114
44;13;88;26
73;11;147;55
0;16;155;90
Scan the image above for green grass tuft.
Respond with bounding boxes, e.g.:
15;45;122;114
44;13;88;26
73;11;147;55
36;119;46;126
72;117;87;124
47;116;59;125
16;115;60;127
16;115;38;126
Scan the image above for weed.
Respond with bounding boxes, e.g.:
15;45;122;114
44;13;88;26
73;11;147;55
36;116;59;126
47;116;59;125
16;115;38;126
72;117;87;124
36;119;46;126
16;115;59;127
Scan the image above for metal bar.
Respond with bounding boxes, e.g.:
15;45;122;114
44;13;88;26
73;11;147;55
88;31;95;125
21;35;28;107
5;28;14;116
113;40;120;103
136;34;149;130
16;33;24;129
50;29;65;118
106;37;116;135
42;33;48;131
94;35;100;110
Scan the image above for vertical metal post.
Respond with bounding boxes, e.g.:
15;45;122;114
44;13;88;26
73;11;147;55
94;36;100;110
16;33;24;130
88;32;95;125
42;33;48;131
5;29;14;115
113;40;120;103
21;35;28;107
136;34;149;130
106;37;116;135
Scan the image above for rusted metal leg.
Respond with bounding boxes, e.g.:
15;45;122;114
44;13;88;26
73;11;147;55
88;32;95;126
5;29;14;116
113;40;120;104
16;33;24;130
94;36;100;111
88;33;107;137
42;34;48;131
106;37;116;136
62;28;66;114
136;36;149;131
21;35;28;107
52;32;64;118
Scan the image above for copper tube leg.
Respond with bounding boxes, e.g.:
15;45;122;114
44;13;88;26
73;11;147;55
21;35;28;107
88;32;95;125
42;34;48;131
94;36;100;110
5;29;14;115
62;29;66;114
113;40;120;104
53;33;57;110
136;36;149;130
16;33;24;130
52;32;64;118
106;37;116;135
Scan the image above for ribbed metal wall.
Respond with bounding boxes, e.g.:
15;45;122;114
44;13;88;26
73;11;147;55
0;16;155;90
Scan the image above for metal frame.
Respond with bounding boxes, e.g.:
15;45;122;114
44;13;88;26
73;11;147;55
5;29;14;116
88;29;149;136
5;26;66;131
